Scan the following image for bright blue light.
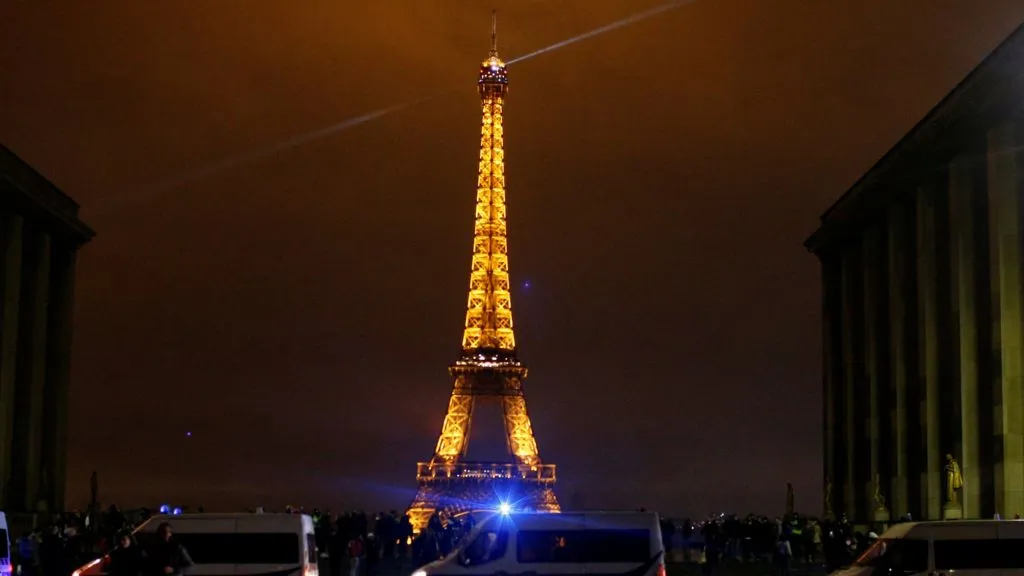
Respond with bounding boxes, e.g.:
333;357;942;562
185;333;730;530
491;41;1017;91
172;507;182;516
499;502;511;515
159;505;170;514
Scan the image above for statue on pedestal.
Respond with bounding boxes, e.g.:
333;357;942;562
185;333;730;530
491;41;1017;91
872;472;890;522
873;473;888;511
824;476;833;519
90;470;99;508
945;453;964;507
35;466;51;513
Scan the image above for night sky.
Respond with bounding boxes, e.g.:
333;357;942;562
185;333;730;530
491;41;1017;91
1;1;1022;516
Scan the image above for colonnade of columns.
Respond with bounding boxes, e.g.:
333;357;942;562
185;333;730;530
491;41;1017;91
820;120;1024;522
0;212;80;513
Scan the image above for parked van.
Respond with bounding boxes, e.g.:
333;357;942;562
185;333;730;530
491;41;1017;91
412;511;665;576
835;519;1024;575
0;511;10;576
74;513;318;576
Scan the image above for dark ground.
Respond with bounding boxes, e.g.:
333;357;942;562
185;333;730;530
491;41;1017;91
316;556;830;576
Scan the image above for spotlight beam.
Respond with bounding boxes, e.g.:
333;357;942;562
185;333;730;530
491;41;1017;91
97;0;693;216
507;0;695;65
96;92;449;215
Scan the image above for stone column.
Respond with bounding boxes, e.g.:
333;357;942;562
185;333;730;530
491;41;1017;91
949;153;981;517
43;246;77;513
888;203;909;516
0;214;23;511
841;250;858;518
13;230;50;512
863;227;885;518
987;122;1024;517
917;184;942;519
822;255;839;518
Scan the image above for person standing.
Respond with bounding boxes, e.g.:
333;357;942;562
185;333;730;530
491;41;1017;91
109;531;146;576
774;535;792;576
347;535;364;576
146;524;192;576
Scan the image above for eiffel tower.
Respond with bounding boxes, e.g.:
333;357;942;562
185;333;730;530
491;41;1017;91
406;12;559;533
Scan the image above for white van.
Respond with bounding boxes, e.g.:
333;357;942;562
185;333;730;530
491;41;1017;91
412;511;665;576
835;519;1024;575
0;511;9;576
74;513;318;576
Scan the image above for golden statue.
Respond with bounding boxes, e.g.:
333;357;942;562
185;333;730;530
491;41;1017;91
945;453;964;505
824;476;833;518
873;473;887;511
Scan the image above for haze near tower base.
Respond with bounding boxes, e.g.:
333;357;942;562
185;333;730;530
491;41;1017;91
405;12;559;534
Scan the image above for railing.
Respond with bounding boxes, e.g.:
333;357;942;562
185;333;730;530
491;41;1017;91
416;461;556;483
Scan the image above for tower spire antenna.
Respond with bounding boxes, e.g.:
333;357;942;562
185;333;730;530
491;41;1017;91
490;9;498;55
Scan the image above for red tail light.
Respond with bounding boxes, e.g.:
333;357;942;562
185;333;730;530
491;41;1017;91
71;557;103;576
304;564;318;576
656;563;666;576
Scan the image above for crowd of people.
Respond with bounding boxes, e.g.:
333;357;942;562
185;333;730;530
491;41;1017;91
8;505;888;576
666;512;880;575
10;508;193;576
8;506;478;576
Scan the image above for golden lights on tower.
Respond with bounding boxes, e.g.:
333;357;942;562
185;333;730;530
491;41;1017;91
407;13;559;534
462;10;515;353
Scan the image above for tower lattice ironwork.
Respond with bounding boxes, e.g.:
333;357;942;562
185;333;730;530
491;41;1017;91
406;12;559;533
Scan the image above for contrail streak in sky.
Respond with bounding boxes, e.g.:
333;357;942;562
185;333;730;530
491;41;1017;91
99;0;693;216
157;96;439;192
507;0;695;65
98;93;447;215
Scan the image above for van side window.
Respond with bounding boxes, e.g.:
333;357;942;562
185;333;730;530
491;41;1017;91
136;533;302;565
460;529;508;567
306;534;318;564
516;530;651;564
583;530;650;563
517;531;575;563
934;539;1024;570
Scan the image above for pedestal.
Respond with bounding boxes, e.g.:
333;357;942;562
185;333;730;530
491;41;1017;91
874;507;891;523
943;503;963;520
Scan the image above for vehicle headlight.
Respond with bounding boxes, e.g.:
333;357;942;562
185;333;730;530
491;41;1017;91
411;570;428;576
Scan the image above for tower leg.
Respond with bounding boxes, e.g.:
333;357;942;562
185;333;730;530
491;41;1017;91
408;484;438;534
435;394;474;461
502;395;540;467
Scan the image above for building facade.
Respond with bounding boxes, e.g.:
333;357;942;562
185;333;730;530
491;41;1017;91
806;23;1024;522
0;144;94;514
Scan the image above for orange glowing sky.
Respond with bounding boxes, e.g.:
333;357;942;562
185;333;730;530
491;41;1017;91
1;0;1022;514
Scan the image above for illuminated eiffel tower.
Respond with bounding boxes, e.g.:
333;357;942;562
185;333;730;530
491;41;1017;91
406;12;559;533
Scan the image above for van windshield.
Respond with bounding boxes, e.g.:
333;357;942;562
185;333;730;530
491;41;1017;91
853;538;927;573
0;529;8;558
136;532;300;565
